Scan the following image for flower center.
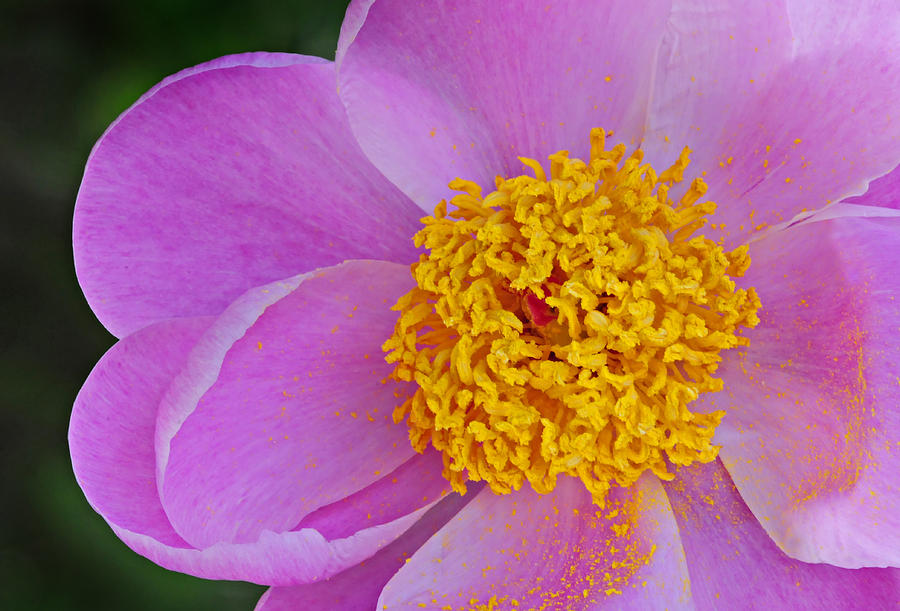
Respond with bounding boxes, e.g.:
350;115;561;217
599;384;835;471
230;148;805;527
383;129;760;505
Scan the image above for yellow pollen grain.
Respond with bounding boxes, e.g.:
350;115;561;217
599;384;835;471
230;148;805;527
383;128;760;505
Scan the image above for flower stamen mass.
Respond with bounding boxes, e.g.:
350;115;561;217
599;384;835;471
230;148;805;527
383;128;761;505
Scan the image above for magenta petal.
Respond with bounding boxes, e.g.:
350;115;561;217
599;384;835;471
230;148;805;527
296;449;449;541
665;460;900;610
120;52;329;109
338;0;672;210
75;52;422;338
699;212;900;567
70;317;212;546
378;476;691;609
255;491;473;611
157;261;428;554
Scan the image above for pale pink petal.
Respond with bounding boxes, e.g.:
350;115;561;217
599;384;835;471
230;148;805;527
335;0;374;71
75;52;422;338
697;211;900;567
378;476;692;610
157;261;435;555
784;202;900;226
784;1;900;56
642;1;793;171
668;6;900;246
338;0;672;210
255;492;474;611
69;316;429;585
665;460;900;609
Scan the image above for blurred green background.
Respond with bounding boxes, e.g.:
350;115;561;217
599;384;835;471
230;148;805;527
0;1;348;608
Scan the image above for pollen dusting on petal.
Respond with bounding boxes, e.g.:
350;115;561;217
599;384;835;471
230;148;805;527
383;128;761;506
466;488;657;610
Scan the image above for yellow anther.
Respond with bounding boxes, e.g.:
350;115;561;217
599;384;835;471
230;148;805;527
383;130;760;505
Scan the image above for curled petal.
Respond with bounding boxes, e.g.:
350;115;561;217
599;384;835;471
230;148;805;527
255;491;474;610
157;261;439;559
844;163;900;210
69;317;432;585
111;511;431;587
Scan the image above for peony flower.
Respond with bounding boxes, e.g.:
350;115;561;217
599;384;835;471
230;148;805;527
70;1;900;609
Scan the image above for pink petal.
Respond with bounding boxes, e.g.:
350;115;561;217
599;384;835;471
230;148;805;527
378;476;692;610
337;0;672;210
70;317;429;585
255;491;474;611
698;211;900;567
662;6;900;246
665;460;900;609
844;163;900;209
157;261;436;555
74;52;422;338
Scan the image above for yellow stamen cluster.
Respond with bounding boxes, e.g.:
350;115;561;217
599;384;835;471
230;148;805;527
383;128;760;505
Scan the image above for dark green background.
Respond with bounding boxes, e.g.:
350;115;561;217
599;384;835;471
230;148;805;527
0;1;348;608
